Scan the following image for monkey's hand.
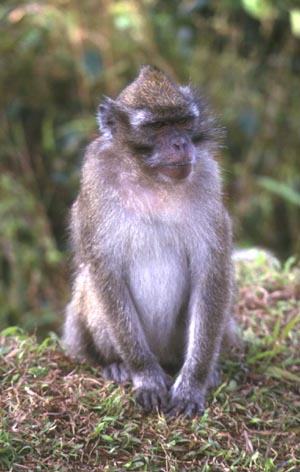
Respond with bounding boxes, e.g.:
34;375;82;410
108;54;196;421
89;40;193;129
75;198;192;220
103;362;131;384
165;378;206;417
132;365;171;414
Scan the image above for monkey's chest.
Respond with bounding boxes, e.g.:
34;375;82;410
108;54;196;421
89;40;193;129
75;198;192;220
128;243;189;364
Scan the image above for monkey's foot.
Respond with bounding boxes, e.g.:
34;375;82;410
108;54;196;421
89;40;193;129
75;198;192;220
165;382;205;417
102;362;131;384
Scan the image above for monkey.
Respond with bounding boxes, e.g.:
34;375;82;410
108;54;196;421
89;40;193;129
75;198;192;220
62;65;237;417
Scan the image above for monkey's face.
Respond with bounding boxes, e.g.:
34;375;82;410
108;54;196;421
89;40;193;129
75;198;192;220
126;110;198;181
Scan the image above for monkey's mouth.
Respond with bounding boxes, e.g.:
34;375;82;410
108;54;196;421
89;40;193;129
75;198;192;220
158;162;192;180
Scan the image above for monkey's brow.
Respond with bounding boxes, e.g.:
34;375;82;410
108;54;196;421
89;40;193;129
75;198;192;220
144;115;194;126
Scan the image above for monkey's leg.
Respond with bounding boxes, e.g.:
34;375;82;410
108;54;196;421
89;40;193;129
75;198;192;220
165;261;232;417
62;301;100;363
64;302;132;383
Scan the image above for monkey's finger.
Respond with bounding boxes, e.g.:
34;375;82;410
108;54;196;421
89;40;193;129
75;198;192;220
157;390;169;410
182;401;204;418
149;392;161;412
141;391;162;413
135;388;169;413
163;399;185;417
164;399;204;418
164;406;183;418
149;391;170;413
103;362;130;384
135;389;152;413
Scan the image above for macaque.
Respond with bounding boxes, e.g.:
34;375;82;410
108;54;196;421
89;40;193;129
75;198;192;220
63;65;237;416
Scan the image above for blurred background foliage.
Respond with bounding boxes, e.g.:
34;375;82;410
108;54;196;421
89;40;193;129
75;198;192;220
0;0;300;335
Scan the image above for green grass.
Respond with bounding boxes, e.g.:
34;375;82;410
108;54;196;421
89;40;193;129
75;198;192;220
1;257;300;471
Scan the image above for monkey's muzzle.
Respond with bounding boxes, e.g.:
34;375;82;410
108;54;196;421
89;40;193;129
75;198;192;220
159;162;192;180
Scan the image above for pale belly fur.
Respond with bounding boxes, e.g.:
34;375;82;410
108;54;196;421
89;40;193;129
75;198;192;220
128;244;189;365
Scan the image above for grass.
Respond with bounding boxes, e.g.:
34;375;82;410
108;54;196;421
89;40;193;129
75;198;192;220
0;255;300;471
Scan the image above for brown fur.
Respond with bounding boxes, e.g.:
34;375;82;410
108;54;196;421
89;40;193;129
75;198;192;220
63;66;238;416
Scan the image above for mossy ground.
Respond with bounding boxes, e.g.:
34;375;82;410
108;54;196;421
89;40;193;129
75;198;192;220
1;256;299;471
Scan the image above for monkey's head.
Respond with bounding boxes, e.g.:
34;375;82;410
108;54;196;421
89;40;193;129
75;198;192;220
98;66;220;181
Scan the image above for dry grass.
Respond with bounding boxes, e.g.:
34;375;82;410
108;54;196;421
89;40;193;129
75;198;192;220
1;257;300;471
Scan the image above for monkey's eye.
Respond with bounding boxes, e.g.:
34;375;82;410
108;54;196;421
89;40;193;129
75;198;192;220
131;143;153;155
176;117;193;126
149;121;167;130
177;118;189;125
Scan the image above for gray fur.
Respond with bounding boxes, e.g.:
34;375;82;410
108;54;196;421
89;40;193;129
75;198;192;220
63;66;237;416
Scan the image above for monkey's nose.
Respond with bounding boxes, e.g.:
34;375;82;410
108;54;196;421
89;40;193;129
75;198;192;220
172;137;188;152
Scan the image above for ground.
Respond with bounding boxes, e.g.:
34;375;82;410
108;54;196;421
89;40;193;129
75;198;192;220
0;254;299;471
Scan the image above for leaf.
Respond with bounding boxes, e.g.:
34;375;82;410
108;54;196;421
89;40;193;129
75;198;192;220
280;314;300;341
258;177;300;206
242;0;276;20
0;326;24;337
265;366;300;383
290;9;300;37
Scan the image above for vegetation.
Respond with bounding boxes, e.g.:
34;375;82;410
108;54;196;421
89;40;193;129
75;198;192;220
1;2;300;336
1;257;299;471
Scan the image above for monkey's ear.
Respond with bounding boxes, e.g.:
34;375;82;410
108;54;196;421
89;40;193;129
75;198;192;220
97;97;116;137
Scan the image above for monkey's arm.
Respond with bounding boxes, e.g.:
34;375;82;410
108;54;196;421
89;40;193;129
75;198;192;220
87;258;170;412
167;247;233;417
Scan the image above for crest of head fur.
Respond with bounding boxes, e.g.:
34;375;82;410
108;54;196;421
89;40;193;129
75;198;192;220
117;65;188;110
